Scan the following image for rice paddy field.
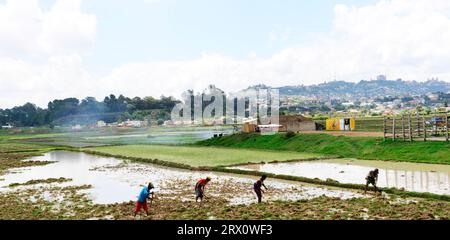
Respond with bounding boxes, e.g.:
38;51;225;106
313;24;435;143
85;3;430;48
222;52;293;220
1;126;233;148
1;127;449;220
84;145;323;167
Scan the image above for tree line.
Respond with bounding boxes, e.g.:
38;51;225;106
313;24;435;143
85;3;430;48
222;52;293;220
0;94;180;127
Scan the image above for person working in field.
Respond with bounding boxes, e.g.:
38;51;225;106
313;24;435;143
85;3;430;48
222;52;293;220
254;175;268;203
365;169;381;194
134;182;155;217
195;177;211;202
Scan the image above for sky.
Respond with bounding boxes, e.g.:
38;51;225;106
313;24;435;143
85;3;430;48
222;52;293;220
1;0;450;108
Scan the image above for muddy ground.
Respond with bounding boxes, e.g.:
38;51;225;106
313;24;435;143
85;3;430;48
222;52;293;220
1;151;449;220
1;182;449;220
0;152;54;175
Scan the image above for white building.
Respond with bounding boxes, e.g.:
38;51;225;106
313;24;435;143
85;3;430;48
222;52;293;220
72;124;82;131
1;124;13;129
123;120;147;128
97;121;107;128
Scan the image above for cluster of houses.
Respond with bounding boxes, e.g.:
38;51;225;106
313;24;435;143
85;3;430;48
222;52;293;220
71;119;149;131
242;114;357;135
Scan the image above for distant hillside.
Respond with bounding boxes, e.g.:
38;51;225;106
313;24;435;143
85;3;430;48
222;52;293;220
272;80;450;98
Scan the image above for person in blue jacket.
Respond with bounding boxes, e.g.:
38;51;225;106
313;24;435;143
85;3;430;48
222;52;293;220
134;183;155;217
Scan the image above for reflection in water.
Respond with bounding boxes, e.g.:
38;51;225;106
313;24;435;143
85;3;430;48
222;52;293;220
383;169;450;194
230;160;450;195
0;151;363;204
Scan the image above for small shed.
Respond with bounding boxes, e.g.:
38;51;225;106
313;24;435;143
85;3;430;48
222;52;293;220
326;118;356;131
276;115;316;133
242;119;258;133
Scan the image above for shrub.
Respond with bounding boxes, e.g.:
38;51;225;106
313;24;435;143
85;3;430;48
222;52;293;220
285;131;296;139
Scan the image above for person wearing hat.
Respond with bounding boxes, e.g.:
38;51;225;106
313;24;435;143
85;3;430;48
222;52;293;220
365;169;381;194
195;177;211;202
134;182;155;217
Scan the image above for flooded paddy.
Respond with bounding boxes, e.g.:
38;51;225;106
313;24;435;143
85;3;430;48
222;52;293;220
18;126;234;148
229;159;450;195
83;128;233;145
0;151;364;205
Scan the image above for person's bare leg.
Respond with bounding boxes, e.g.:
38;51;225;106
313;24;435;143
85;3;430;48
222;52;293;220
374;185;381;194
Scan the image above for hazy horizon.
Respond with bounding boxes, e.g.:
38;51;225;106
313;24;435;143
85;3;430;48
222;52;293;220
1;0;450;108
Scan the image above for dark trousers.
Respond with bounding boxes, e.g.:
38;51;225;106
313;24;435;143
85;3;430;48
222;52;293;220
255;189;262;203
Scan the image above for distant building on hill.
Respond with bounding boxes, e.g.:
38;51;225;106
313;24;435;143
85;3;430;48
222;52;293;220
377;75;387;81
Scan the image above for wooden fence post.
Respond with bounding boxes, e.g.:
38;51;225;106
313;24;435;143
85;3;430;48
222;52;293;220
392;117;396;141
416;113;420;137
446;113;449;142
402;115;405;141
408;114;413;142
434;113;438;136
423;116;427;142
383;117;387;141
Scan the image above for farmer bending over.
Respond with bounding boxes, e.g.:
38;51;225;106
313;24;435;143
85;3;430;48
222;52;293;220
365;169;381;194
134;182;155;217
195;177;211;202
254;175;268;203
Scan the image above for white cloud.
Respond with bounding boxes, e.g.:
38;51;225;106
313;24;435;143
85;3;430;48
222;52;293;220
0;0;96;57
0;55;93;108
0;0;96;108
2;0;450;109
37;0;97;56
100;0;450;101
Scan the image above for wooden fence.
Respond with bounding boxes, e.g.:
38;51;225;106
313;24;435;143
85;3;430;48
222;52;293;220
384;113;449;142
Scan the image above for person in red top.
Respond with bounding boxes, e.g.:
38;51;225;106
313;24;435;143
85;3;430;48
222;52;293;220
195;177;211;202
254;175;268;203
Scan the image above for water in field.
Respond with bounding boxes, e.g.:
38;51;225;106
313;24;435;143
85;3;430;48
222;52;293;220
82;127;234;145
21;126;234;147
229;159;450;195
0;151;364;205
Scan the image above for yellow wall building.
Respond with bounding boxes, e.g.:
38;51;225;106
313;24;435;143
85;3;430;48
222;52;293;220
326;118;356;131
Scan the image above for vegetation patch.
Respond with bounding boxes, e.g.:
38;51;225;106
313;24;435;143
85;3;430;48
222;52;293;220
8;178;72;188
83;145;323;167
0;152;55;175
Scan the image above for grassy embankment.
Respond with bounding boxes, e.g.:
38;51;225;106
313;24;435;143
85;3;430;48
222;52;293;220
83;145;323;168
197;133;450;165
